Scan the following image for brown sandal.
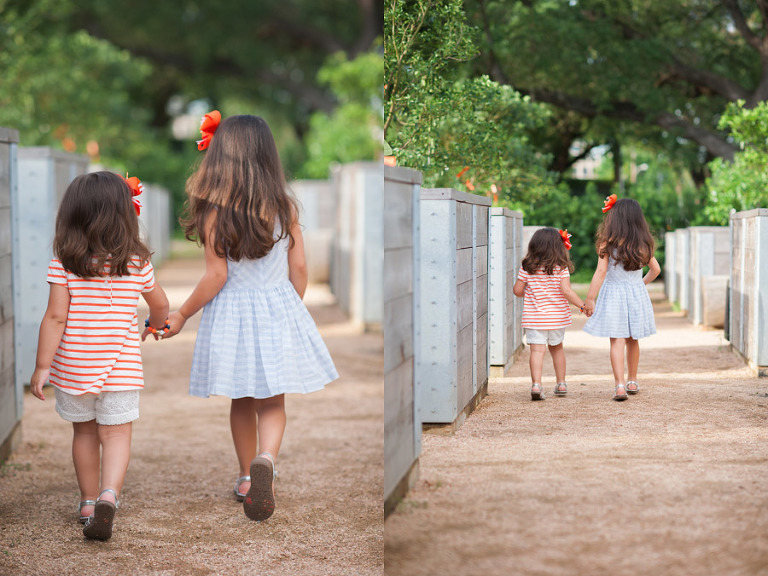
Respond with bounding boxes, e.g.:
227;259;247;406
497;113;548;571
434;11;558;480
243;453;277;522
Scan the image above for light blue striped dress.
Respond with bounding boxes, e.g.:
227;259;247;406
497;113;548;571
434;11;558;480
189;235;338;399
583;256;656;339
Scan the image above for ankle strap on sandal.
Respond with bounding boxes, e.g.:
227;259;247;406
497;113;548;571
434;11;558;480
257;452;278;479
98;488;120;508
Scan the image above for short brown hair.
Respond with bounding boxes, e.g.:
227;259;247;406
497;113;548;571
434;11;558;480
522;227;574;275
181;115;298;260
54;171;150;278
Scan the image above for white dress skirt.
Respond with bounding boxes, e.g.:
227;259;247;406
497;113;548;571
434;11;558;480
583;257;656;339
189;236;338;399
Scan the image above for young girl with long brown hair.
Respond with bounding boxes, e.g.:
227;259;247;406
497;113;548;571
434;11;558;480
513;227;587;400
163;112;338;521
30;171;170;540
583;195;661;401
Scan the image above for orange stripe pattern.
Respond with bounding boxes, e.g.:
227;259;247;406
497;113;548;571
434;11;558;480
517;266;573;329
46;257;156;395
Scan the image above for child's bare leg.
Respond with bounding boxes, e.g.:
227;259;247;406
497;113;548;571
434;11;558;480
231;397;258;488
529;344;546;384
241;395;284;521
549;343;566;383
626;337;640;381
98;422;132;503
626;337;640;392
255;394;286;459
72;420;100;516
609;338;626;385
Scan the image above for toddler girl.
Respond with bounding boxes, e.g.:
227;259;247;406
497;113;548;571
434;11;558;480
513;227;586;400
30;171;169;540
163;112;338;521
583;195;661;400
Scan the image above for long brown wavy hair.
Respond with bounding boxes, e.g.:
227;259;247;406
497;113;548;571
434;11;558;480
522;227;574;275
595;198;655;271
181;114;298;260
53;171;150;278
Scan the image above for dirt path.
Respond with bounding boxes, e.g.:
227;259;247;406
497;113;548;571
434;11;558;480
0;255;383;576
385;289;768;576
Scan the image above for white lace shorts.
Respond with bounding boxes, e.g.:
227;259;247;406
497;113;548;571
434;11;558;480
54;388;139;425
525;327;566;346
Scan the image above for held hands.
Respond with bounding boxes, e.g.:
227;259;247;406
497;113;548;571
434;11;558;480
141;310;187;342
161;310;187;339
582;299;595;317
141;311;186;341
30;367;50;401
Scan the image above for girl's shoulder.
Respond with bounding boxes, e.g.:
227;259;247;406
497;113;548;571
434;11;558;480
127;255;153;274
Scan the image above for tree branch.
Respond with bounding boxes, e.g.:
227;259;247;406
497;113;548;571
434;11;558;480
565;142;598;170
669;57;750;101
522;88;738;160
476;0;510;84
270;18;346;53
722;0;762;50
351;0;383;56
758;0;768;30
581;7;752;101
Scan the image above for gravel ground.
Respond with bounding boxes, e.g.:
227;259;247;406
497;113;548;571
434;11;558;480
385;290;768;576
0;256;383;576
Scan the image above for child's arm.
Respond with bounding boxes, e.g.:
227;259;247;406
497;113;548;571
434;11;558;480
559;276;586;314
30;284;70;400
141;284;170;341
512;279;526;298
288;218;308;299
644;257;661;285
164;216;228;338
584;254;609;315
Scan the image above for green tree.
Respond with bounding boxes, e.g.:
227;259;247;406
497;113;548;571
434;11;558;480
300;50;384;179
385;0;557;202
465;0;768;184
705;100;768;223
0;0;381;214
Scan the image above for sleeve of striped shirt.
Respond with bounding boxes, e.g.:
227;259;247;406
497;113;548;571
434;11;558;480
46;258;68;287
141;260;156;293
557;266;570;279
517;267;529;282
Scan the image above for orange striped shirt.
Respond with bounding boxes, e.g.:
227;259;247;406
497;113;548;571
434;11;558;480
517;266;572;329
47;257;156;395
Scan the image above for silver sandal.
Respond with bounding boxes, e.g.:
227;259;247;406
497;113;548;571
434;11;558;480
78;499;96;524
626;381;640;395
554;382;568;396
234;475;251;502
83;488;119;541
531;383;544;401
613;384;628;401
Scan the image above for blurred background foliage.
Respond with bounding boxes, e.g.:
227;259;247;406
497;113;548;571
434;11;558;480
0;0;383;220
385;0;768;278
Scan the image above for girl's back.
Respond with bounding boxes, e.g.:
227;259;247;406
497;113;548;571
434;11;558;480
604;257;643;284
223;235;288;289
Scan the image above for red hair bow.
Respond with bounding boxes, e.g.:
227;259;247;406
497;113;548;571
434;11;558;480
122;174;143;216
602;193;617;213
559;229;572;250
197;110;221;151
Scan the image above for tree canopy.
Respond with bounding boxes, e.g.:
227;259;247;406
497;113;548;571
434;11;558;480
385;0;556;201
385;0;768;276
0;0;382;212
466;0;768;181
